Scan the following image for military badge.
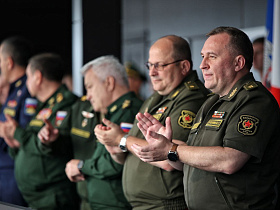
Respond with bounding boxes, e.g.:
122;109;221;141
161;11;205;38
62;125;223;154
206;119;223;128
153;113;162;121
17;90;22;97
48;97;55;105
82;111;94;118
212;111;225;119
237;115;259;135
172;90;180;98
71;127;90;138
29;119;44;127
15;80;22;87
56;93;63;103
56;111;67;127
122;100;131;109
36;108;52;120
110;105;117;113
178;110;196;129
24;98;38;116
120;122;133;133
7;100;17;108
228;87;237;99
156;107;167;114
81;119;88;127
3;108;16;117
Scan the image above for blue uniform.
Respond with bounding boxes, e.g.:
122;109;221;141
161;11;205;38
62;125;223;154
0;75;37;206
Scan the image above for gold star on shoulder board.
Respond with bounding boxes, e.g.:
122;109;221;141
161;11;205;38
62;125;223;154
122;100;131;109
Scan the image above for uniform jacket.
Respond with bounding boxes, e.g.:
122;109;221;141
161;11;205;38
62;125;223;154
0;75;37;169
184;73;280;210
11;84;79;210
81;91;143;209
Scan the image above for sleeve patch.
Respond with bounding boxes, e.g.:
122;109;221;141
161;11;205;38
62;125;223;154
178;110;196;129
237;115;259;135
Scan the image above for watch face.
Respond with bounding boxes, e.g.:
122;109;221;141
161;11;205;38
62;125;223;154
168;152;178;161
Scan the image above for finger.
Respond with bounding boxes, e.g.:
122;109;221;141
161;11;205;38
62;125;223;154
138;112;153;127
4;114;13;123
165;117;173;141
137;122;147;136
44;119;54;130
102;118;115;128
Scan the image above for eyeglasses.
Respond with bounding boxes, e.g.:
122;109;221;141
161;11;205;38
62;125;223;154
145;60;183;71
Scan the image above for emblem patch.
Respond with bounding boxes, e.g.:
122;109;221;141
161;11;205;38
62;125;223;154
56;111;67;127
237;115;259;135
56;93;63;103
120;122;133;133
24;98;38;116
178;110;196;129
7;100;17;108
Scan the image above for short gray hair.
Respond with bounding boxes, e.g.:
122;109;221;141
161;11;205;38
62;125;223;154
81;55;129;87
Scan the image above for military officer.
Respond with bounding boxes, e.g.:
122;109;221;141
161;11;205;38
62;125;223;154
133;27;280;210
2;53;79;210
94;35;209;209
0;36;35;206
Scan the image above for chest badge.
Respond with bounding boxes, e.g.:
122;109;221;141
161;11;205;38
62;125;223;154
36;108;52;120
212;111;225;119
178;110;196;129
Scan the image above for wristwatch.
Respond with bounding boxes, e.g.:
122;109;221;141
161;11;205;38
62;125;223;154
77;160;84;172
119;134;129;152
167;143;179;161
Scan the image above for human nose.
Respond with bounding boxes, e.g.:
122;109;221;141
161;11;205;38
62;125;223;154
200;57;209;70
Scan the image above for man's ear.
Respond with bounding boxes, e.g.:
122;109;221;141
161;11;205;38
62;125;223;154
105;76;115;92
6;56;14;70
234;55;246;72
34;70;43;85
181;60;191;75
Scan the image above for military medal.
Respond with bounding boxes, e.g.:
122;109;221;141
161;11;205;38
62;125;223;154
81;111;94;127
212;111;225;119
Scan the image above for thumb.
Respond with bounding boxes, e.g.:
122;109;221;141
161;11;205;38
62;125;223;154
5;114;13;122
102;118;116;128
165;117;173;140
44;119;54;130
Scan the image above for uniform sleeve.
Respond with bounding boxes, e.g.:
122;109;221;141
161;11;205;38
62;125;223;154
82;142;123;179
223;94;279;161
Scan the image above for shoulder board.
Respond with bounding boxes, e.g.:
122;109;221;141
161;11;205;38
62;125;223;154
243;81;258;91
184;81;199;90
81;95;87;101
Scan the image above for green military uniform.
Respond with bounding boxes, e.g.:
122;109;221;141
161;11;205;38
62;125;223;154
184;73;280;210
10;85;79;210
81;91;142;210
69;97;99;210
123;71;209;209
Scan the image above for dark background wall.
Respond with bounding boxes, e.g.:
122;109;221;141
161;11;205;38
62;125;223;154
0;0;121;75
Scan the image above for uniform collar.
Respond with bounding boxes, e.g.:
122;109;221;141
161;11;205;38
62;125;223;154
156;70;199;102
221;72;256;101
106;91;136;115
9;74;27;91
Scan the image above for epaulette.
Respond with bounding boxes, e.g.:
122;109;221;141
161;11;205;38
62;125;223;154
81;95;87;101
184;81;199;90
243;81;258;91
